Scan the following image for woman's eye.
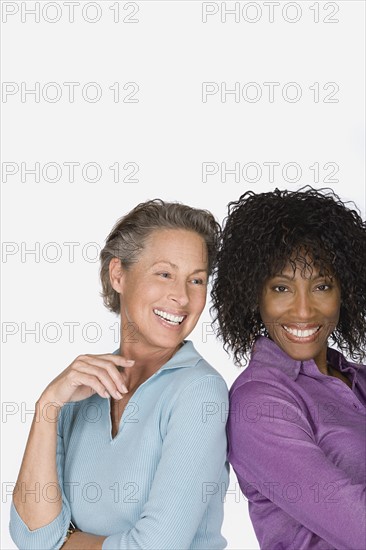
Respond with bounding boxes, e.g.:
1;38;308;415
316;284;331;291
191;278;205;285
273;285;288;292
158;272;170;279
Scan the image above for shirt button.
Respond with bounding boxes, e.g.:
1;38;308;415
353;403;359;409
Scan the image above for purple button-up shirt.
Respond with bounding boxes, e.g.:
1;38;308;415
228;336;366;550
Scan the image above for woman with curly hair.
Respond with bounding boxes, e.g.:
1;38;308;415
212;187;366;549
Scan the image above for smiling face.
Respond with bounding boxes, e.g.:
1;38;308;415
259;260;341;370
110;229;208;357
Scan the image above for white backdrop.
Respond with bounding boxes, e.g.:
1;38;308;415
1;1;365;549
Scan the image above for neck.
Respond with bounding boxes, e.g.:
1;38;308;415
313;347;329;376
118;341;182;387
317;361;331;376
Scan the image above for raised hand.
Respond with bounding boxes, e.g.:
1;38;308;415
40;353;135;407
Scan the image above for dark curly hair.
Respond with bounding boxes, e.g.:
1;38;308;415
211;186;366;365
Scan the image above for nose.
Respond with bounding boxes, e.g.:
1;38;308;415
292;288;315;320
168;280;189;307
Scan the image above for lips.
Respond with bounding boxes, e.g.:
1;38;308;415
153;308;186;326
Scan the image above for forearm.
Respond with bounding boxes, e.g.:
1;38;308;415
11;352;130;546
63;531;106;550
13;397;62;530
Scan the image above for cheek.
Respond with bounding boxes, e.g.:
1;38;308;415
324;294;341;319
193;291;207;314
330;303;341;323
259;298;278;321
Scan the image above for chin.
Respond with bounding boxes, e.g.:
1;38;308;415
148;334;184;350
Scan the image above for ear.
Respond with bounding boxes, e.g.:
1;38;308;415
109;257;125;294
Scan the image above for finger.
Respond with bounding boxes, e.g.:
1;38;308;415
118;372;131;394
88;354;135;368
74;355;130;393
68;372;115;400
71;362;125;399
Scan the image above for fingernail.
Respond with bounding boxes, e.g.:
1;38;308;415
115;391;123;399
120;385;128;394
125;360;135;365
104;390;110;398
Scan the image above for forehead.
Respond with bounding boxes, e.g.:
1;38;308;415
269;244;333;274
147;228;205;247
141;229;208;264
273;257;334;279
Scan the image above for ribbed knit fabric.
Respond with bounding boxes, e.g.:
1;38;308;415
10;341;229;550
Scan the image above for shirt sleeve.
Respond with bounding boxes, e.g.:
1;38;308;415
102;374;229;550
228;380;366;550
9;411;72;550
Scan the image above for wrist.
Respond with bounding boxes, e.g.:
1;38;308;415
38;386;65;407
59;523;77;549
35;397;63;424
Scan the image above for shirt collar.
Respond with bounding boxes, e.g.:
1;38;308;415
159;340;202;370
327;346;362;384
251;336;302;380
250;336;360;381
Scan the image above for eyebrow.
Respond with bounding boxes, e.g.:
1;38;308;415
271;273;332;281
151;261;207;274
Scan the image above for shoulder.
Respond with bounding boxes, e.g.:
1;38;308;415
230;359;291;396
166;340;227;387
229;358;303;418
159;342;228;410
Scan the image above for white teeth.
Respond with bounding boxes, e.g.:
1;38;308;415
153;309;185;325
283;326;319;338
